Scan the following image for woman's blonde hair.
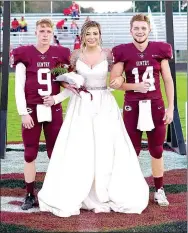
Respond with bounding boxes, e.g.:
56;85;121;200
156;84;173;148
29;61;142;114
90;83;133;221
80;21;102;48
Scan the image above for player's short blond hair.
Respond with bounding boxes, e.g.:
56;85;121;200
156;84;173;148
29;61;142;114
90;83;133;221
130;14;150;28
36;18;54;28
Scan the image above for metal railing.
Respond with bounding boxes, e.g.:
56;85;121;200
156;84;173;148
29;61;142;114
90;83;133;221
0;13;187;51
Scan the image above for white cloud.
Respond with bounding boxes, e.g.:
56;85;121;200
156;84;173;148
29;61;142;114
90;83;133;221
79;1;133;13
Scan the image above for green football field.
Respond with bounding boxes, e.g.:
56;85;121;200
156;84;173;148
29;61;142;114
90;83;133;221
7;72;187;142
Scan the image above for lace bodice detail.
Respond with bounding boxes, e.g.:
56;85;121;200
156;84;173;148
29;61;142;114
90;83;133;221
70;48;113;88
76;59;108;88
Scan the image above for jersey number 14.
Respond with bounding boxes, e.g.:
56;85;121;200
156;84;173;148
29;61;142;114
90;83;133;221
132;66;156;92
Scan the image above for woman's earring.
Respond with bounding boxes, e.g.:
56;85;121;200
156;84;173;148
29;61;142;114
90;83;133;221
100;38;102;46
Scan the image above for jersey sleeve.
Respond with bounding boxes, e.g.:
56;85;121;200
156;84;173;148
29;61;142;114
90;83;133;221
15;63;28;115
158;42;173;60
112;44;127;64
11;46;28;67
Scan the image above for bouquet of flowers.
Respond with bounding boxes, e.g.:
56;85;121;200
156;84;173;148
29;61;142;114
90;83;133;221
51;63;70;76
51;63;93;100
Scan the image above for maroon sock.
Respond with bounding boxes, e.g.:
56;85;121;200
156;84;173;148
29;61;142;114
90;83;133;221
26;181;35;195
153;177;163;191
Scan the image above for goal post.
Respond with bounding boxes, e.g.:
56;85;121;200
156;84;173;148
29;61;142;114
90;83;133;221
0;1;10;159
165;1;186;155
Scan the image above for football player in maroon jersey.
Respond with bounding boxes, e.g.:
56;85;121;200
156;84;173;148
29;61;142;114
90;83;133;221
110;14;174;206
12;18;70;210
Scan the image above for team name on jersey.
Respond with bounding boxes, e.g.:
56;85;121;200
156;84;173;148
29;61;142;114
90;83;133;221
37;62;50;68
136;60;149;66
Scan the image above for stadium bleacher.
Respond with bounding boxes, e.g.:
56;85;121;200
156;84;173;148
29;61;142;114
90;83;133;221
0;13;187;53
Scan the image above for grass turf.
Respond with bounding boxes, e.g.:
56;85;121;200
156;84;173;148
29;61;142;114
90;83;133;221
7;72;186;142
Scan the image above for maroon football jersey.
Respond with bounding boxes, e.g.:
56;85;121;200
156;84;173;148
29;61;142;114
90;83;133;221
12;45;70;105
112;42;172;101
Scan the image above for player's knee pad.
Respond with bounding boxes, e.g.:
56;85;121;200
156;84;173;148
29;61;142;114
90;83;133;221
24;148;38;163
148;145;163;159
25;155;36;163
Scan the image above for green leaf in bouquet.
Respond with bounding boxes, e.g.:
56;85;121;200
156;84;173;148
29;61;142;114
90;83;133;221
51;66;69;76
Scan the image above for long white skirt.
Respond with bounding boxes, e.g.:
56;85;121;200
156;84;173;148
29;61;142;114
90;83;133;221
38;89;149;217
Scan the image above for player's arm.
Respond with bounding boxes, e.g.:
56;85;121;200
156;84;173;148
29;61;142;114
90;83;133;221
43;84;80;106
160;59;174;124
109;62;124;89
110;62;150;92
43;88;73;106
15;63;34;129
15;63;28;115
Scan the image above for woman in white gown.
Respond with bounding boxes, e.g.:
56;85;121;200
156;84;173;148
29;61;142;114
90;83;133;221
38;21;149;217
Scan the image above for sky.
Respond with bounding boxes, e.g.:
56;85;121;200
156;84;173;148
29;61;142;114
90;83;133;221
79;1;133;13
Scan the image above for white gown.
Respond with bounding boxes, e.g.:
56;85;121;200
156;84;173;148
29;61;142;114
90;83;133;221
38;58;149;217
